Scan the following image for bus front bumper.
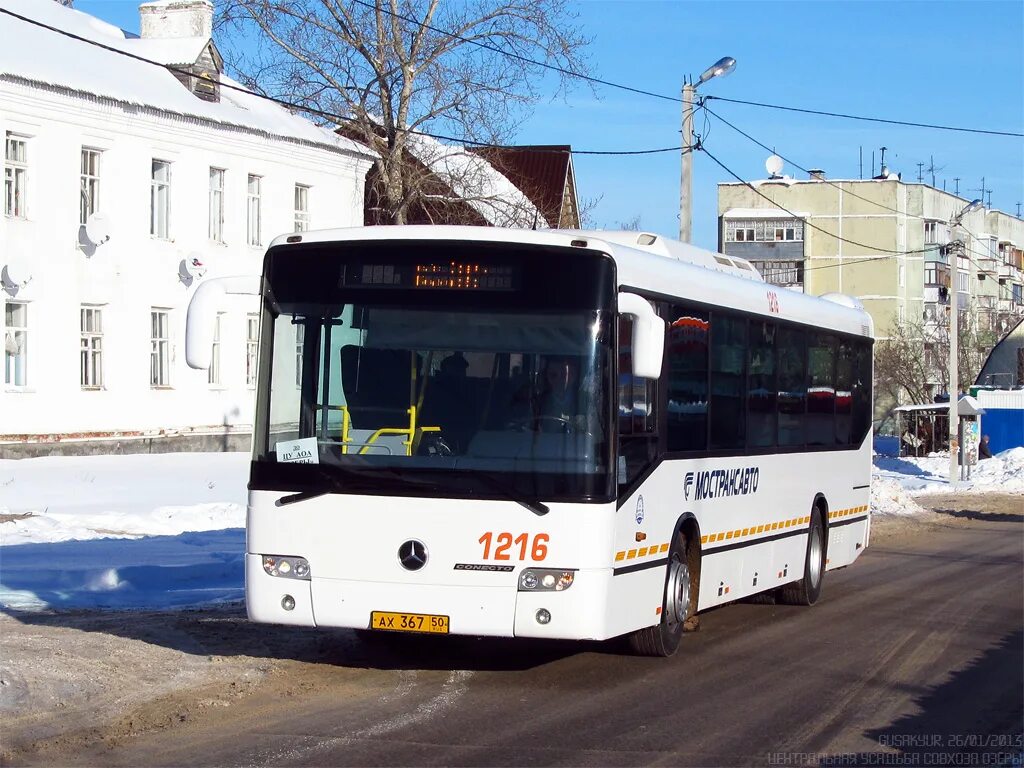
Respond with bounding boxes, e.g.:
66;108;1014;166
246;554;612;639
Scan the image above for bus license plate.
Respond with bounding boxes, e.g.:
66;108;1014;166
370;611;449;634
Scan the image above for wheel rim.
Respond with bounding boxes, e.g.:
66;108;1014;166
665;553;690;627
807;523;823;588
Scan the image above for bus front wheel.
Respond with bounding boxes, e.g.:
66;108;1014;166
777;509;825;606
628;530;695;657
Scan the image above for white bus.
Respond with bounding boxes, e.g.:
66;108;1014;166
187;226;873;656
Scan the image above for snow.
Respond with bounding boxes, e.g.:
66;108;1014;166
0;452;247;611
1;448;1020;612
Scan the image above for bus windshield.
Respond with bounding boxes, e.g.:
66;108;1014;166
252;241;615;502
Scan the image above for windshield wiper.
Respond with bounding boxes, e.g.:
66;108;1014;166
444;469;549;516
275;463;439;507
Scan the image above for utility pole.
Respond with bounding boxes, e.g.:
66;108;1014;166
947;200;984;485
680;78;695;243
1017;202;1022;218
679;57;735;242
917;163;925;183
954;177;960;196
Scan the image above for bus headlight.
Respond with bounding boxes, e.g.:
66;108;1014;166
262;555;311;580
518;569;575;592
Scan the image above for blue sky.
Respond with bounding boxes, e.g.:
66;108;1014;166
79;0;1024;250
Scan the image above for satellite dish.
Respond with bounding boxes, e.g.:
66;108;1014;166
765;155;784;177
85;212;111;246
3;262;33;288
183;253;207;280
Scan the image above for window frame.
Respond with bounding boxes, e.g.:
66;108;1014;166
80;148;102;226
246;312;259;388
150;308;171;387
80;305;104;389
150;159;172;239
208;311;224;386
5;300;28;387
209;167;225;243
5;132;28;219
247;174;262;247
294;183;311;232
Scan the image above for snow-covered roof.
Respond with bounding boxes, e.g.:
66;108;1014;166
0;0;373;158
129;36;211;66
405;131;548;228
722;207;809;220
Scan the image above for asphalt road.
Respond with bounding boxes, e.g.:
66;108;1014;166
39;507;1024;767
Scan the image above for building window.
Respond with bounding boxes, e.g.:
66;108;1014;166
80;306;103;388
898;264;905;288
246;313;259;387
958;271;969;293
897;304;905;323
80;148;101;225
150;160;171;238
295;323;304;387
1013;284;1023;305
209;312;223;385
924;221;937;244
5;133;28;218
755;260;804;285
294;184;311;232
726;218;804;243
247;174;262;246
4;301;28;386
150;309;170;387
924;263;939;285
209;168;225;242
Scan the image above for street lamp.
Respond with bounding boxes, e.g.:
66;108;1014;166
947;198;984;485
680;56;736;242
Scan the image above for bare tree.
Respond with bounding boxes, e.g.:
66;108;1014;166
218;0;590;224
875;305;1008;409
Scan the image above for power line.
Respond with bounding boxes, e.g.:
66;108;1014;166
699;143;938;263
702;103;946;224
347;0;683;104
705;95;1024;138
0;7;680;156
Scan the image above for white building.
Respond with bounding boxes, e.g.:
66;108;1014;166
0;0;375;456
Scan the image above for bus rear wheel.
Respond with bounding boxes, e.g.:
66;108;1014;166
777;509;825;606
628;530;694;657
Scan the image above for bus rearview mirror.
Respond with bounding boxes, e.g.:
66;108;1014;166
618;292;665;379
185;275;262;369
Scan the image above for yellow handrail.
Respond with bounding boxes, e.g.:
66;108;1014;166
357;406;440;456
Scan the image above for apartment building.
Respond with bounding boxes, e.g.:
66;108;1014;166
718;173;1024;345
0;0;375;456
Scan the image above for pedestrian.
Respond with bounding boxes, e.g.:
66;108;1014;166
978;434;992;460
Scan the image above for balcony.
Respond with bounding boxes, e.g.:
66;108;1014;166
998;263;1013;280
979;257;999;276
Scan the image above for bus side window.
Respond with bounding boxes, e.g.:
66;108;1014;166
851;341;873;445
747;320;776;448
835;338;854;445
710;313;747;449
807;333;837;446
618;316;657;490
666;306;709;452
777;326;806;447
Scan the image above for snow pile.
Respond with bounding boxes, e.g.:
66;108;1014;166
869;476;926;517
873;447;1024;496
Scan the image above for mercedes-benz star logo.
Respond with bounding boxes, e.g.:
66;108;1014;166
398;539;428;571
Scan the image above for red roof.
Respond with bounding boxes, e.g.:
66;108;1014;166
469;145;577;227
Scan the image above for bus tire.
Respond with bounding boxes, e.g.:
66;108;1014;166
777;508;825;606
628;529;694;657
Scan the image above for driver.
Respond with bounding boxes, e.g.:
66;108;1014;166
534;356;589;432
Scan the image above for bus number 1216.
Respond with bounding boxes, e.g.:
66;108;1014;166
478;532;549;561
